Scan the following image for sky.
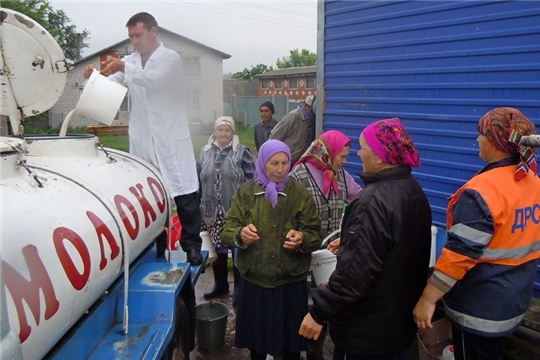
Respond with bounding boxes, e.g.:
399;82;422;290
49;0;318;74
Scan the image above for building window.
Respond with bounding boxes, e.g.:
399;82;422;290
306;77;316;89
189;89;200;111
275;79;282;89
183;56;201;76
290;78;298;89
261;79;269;89
120;91;131;111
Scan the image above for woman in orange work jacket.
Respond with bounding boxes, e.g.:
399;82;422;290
414;107;540;360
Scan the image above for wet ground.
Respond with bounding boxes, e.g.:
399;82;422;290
191;263;335;360
191;263;540;360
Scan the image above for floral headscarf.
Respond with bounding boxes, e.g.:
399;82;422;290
478;107;537;181
295;130;351;196
254;140;291;207
362;118;420;167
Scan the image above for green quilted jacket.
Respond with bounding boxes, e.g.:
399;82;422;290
221;179;322;288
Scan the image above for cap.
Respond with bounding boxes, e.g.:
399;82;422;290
260;101;275;114
304;95;314;106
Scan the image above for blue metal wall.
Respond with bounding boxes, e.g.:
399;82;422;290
320;0;540;297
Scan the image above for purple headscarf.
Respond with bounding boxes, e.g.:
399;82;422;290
255;139;291;208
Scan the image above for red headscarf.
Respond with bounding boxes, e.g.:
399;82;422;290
478;107;537;181
295;130;351;196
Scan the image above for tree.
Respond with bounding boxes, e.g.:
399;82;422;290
2;0;90;61
232;63;274;80
276;49;316;69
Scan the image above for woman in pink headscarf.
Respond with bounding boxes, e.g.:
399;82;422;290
291;130;362;241
290;130;361;360
300;118;432;360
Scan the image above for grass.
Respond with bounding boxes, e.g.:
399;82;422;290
98;135;130;152
98;124;257;159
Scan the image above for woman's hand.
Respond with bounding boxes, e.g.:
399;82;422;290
299;313;323;340
413;296;436;329
283;230;304;250
240;224;260;244
413;282;446;329
327;238;341;255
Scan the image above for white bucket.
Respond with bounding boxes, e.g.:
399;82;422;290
200;231;217;262
75;69;127;126
310;249;337;287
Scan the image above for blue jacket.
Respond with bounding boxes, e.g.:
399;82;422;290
434;158;540;336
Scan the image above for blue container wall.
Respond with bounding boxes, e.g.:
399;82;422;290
320;0;540;298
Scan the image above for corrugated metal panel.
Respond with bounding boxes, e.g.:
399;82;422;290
320;0;540;297
321;0;540;226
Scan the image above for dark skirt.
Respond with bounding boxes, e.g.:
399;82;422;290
235;277;309;357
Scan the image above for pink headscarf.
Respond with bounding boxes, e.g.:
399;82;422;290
362;118;420;167
295;130;351;196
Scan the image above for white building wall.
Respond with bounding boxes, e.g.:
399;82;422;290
160;32;224;126
50;32;225;129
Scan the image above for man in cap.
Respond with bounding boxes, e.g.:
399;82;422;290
254;101;278;151
270;95;314;163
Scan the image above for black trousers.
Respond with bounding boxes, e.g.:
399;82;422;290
174;191;202;252
452;325;506;360
156;191;202;255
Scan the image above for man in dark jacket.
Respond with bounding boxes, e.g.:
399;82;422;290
299;118;432;359
254;101;278;152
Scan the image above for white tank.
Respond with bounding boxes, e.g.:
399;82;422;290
1;134;171;359
0;8;172;359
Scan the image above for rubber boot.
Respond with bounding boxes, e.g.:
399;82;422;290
233;266;240;306
203;262;229;299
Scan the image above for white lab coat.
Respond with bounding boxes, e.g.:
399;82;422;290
109;43;198;197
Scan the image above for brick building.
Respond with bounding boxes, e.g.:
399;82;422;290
50;27;230;128
253;66;316;102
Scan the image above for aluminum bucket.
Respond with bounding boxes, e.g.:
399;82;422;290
195;302;229;351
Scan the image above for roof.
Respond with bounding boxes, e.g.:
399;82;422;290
253;66;316;78
76;27;231;64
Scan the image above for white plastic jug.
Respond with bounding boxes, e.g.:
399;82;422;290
442;345;455;360
75;69;128;126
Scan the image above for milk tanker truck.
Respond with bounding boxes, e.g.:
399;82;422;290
0;8;206;359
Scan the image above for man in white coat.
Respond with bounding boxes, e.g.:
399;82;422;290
83;12;202;265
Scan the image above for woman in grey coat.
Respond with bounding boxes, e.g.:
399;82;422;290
197;116;254;301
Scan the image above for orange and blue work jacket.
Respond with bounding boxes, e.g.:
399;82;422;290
430;157;540;336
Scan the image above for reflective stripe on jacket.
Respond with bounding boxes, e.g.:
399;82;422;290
436;159;540;336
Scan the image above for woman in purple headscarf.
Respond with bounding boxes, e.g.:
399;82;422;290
221;139;322;360
300;118;433;360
